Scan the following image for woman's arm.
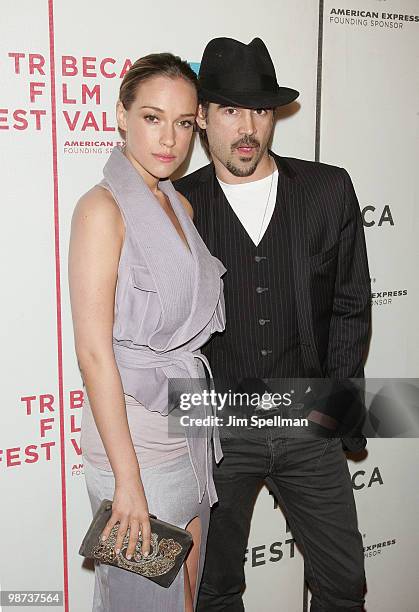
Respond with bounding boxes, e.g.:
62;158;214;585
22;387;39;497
69;186;150;558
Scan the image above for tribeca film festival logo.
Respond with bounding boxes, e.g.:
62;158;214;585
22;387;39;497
370;277;408;307
1;52;199;155
329;4;419;30
0;390;83;473
1;52;131;152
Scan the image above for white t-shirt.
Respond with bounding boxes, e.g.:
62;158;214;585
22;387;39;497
217;169;278;246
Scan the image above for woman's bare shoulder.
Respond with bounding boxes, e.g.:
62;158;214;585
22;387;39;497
75;184;119;215
72;185;124;233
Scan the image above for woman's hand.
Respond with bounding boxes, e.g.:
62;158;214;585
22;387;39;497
100;476;151;559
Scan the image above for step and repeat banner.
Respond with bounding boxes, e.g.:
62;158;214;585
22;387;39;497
1;0;418;610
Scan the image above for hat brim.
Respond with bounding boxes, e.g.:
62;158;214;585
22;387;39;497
198;86;299;108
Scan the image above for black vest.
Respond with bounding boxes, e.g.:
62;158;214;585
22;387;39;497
195;173;306;385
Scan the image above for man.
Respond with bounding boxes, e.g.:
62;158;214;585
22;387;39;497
175;37;371;611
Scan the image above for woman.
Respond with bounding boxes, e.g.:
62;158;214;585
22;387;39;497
68;53;226;611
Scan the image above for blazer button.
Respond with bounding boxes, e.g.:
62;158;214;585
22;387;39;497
255;256;267;263
260;349;272;357
256;286;268;294
258;318;270;326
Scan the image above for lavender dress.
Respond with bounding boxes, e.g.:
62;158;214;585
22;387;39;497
81;146;226;611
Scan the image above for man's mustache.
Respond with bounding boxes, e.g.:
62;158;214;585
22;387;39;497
231;136;260;150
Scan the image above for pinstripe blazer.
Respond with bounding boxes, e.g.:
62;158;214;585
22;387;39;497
175;151;371;381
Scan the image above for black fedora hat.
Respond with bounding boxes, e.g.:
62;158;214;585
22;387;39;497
198;37;299;109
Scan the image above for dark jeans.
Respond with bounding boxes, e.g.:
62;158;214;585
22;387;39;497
197;426;365;611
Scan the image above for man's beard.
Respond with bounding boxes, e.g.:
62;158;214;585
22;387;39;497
225;136;263;177
226;158;259;177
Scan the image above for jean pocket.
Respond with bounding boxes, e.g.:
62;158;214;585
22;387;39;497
312;437;343;472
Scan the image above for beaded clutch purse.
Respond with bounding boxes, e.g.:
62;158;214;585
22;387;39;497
79;499;193;587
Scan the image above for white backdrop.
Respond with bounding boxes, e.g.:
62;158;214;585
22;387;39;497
1;1;418;611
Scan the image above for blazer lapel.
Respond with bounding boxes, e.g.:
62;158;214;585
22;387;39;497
272;153;323;376
196;162;227;255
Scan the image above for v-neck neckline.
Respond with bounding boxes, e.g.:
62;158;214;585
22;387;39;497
157;180;193;256
118;147;193;257
157;183;192;255
219;178;281;250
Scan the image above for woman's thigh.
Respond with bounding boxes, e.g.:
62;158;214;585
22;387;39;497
82;453;210;612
